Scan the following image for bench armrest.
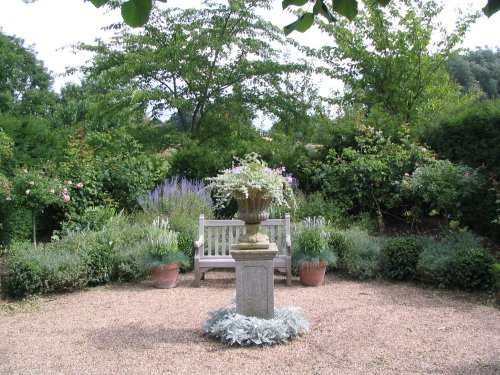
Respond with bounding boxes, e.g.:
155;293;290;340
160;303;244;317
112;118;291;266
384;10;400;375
193;236;204;257
285;235;291;256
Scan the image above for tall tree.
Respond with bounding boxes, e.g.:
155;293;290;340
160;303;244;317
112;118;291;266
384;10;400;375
448;47;500;99
0;30;56;117
77;0;306;134
315;0;479;134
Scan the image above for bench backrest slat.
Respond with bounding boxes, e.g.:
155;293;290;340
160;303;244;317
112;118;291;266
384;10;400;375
199;214;290;258
207;227;212;256
215;227;219;256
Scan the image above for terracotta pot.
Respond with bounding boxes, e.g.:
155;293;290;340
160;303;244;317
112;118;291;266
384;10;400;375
151;263;180;289
299;261;328;286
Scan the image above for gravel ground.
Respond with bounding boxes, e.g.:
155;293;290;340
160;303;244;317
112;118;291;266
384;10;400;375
1;271;499;375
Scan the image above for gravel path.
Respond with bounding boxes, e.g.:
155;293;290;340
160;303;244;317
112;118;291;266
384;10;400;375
1;271;499;375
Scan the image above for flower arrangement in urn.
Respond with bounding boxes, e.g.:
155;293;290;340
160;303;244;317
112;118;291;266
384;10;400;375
144;216;190;288
207;153;295;246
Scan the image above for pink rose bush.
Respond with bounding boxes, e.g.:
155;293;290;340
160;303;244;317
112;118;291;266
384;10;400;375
6;168;85;245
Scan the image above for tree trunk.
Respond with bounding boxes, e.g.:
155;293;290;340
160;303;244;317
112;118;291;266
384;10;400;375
32;209;37;249
377;208;385;234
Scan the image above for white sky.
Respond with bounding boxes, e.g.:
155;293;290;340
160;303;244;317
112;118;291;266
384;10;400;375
0;0;498;93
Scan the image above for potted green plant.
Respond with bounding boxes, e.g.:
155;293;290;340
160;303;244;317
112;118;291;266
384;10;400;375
144;217;189;288
293;218;337;286
207;153;295;245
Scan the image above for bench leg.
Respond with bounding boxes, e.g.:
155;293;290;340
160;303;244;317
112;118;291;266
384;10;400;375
286;262;292;287
194;262;201;287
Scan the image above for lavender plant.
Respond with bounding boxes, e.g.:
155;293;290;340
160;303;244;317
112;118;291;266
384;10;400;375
138;176;213;215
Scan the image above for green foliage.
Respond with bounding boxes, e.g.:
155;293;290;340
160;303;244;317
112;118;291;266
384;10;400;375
341;227;386;279
427;99;500;234
292;223;336;266
57;129;169;228
9;169;70;211
314;123;429;217
78;1;305;134
4;212;153;298
101;213;149;282
89;0;499;30
60;205;117;234
448;48;500;99
416;236;455;287
86;130;169;210
401;160;484;223
0;31;56;117
493;263;500;292
423;99;500;179
450;247;495;291
82;233;116;285
316;0;478;135
0;129;13;164
6;241;87;298
416;231;493;290
0;206;32;245
380;237;424;280
0;115;68;172
293;191;346;224
327;229;349;259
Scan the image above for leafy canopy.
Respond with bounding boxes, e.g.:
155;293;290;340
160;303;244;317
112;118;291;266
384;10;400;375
77;0;306;134
315;0;479;135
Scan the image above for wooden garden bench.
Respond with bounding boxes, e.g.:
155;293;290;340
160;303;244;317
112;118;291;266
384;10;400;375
193;214;292;287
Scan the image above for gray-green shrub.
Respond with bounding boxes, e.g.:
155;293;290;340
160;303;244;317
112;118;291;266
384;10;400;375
416;236;455;287
6;241;87;298
417;231;494;290
341;227;386;279
5;213;151;298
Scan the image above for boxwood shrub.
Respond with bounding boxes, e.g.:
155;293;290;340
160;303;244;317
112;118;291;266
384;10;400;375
450;247;495;290
380;237;424;281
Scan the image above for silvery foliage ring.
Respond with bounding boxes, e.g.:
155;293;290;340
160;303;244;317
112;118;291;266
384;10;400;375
203;303;309;346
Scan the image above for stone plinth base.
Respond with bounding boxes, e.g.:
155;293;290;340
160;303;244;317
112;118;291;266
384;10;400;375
230;244;278;319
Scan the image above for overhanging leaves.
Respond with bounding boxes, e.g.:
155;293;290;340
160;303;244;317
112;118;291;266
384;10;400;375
282;0;309;9
284;13;315;36
483;0;500;17
90;0;109;7
121;0;153;27
332;0;358;21
313;0;337;22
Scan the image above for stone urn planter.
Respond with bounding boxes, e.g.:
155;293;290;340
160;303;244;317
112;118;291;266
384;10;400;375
151;263;181;289
298;261;328;286
233;190;272;247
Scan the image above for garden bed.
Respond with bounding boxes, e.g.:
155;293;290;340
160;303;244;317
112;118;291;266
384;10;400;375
1;271;498;375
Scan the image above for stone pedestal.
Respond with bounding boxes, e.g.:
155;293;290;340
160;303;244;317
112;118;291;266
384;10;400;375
230;244;278;319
